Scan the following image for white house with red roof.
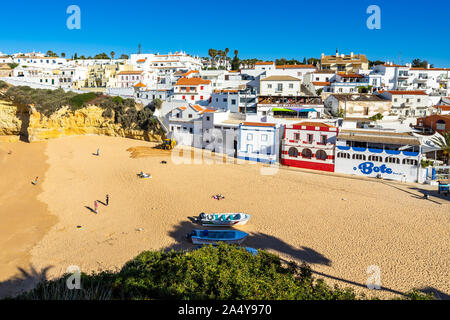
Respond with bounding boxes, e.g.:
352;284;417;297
268;64;317;79
173;77;212;105
237;122;282;164
254;61;276;72
117;70;144;88
281;122;338;172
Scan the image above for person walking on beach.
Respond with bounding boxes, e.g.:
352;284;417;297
94;201;98;214
106;194;109;206
33;177;39;185
96;148;100;156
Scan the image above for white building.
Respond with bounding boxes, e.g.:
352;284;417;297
260;75;302;96
0;55;13;64
377;90;431;117
237;122;282;164
172;77;212;104
209;88;258;113
335;129;425;183
117;70;144;88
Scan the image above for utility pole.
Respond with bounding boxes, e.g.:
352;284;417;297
138;44;141;55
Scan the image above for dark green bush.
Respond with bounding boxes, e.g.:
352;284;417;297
69;92;97;109
0;80;8;89
11;245;435;300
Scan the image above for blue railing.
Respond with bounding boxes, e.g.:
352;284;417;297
368;148;383;153
337;146;350;151
352;147;366;152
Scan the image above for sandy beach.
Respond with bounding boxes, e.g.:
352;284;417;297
0;135;449;299
0;140;57;297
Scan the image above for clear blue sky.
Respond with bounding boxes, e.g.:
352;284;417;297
1;0;449;66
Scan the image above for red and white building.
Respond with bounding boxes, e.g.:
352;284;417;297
281;122;338;172
173;77;212;104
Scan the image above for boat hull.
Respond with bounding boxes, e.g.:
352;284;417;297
198;213;251;227
188;229;249;245
191;237;247;245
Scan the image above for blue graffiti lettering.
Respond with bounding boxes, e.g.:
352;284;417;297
354;162;393;175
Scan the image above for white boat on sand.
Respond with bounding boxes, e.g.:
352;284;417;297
196;213;251;227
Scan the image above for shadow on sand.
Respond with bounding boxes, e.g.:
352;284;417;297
0;265;53;299
85;206;97;214
417;287;449;300
163;220;440;298
380;181;449;205
164;220;331;267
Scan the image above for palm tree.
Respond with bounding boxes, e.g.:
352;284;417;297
224;48;229;69
208;49;218;68
431;131;450;165
110;51;115;60
217;50;224;68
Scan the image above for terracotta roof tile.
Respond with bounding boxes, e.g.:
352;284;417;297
242;122;276;127
276;64;316;69
175;77;211;86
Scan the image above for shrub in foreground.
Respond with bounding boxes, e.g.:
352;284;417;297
13;245;434;300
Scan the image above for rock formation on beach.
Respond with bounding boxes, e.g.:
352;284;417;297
0;85;164;143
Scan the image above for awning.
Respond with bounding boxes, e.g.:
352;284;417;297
272;108;296;112
288;108;317;113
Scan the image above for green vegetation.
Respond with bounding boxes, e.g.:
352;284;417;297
0;80;8;89
369;60;385;67
46;50;59;57
7;63;19;69
150;98;163;111
412;58;433;68
275;58;302;65
357;85;373;93
10;245;433;300
94;53;110;60
2;85;161;132
369;113;384;121
274;57;319;66
421;159;434;169
231;50;240;71
431;131;450;165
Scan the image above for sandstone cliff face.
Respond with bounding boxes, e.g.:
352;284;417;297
0;100;163;143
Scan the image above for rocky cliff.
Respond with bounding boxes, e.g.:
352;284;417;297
0;100;163;143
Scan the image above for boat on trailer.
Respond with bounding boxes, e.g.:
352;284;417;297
196;213;251;226
187;229;249;245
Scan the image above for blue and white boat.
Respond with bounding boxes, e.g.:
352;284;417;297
196;213;251;227
187;229;249;245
